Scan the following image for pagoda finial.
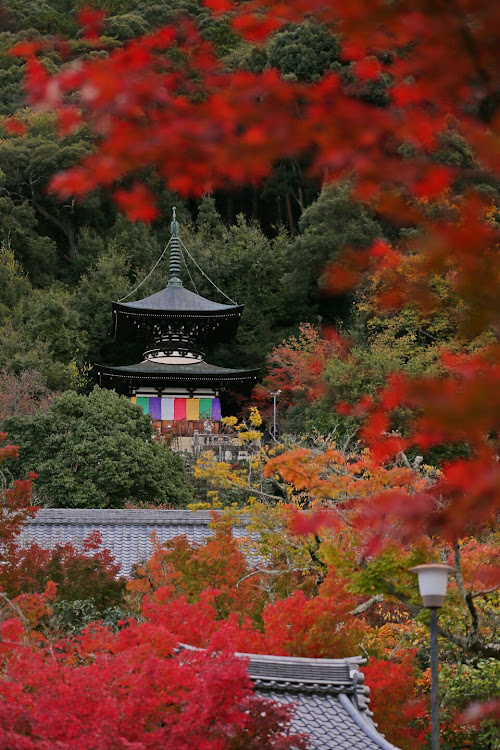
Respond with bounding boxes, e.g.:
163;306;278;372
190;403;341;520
168;206;183;288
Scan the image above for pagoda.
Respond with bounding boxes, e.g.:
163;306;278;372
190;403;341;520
96;210;258;437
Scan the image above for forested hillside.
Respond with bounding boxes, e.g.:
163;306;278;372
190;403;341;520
2;0;494;419
0;0;408;394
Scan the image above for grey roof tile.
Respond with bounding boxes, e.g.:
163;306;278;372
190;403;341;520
98;359;259;381
19;508;247;577
115;285;240;313
254;679;399;749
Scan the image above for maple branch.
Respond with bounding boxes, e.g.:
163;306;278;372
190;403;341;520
306;534;328;585
436;624;500;660
236;566;315;587
377;577;500;660
0;591;29;628
29;177;78;259
454;544;468;605
224;477;286;504
454;544;479;645
350;594;384;616
471;585;500;598
367;578;421;618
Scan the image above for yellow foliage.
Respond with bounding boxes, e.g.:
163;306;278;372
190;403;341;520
249;406;263;427
188;489;223;511
238;430;262;443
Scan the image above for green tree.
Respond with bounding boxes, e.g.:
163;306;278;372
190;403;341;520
0;111;100;278
0;31;27;114
1;1;77;36
110;213;163;274
0;195;57;286
284;183;382;322
440;660;500;750
24;286;87;364
73;248;131;363
268;22;340;82
0;241;31;323
105;12;150;41
3;387;193;508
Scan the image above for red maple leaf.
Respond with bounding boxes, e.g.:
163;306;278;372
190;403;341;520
4;119;27;136
114;184;160;223
77;6;106;40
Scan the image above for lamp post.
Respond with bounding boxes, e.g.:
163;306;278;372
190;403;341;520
410;563;455;750
269;389;281;440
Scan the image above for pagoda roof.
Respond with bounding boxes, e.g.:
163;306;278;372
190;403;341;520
96;359;259;388
111;289;243;345
114;286;241;314
111;210;243;345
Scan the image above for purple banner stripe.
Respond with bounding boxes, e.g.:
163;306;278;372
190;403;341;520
149;397;162;420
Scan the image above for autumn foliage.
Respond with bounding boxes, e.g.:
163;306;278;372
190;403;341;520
0;611;306;750
9;0;499;543
0;433;38;544
5;0;500;743
0;531;125;608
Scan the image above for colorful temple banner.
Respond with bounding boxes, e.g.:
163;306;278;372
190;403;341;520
174;398;187;420
149;397;162;420
136;396;149;415
161;398;174;420
211;398;221;420
199;398;212;419
186;399;199;420
133;396;222;421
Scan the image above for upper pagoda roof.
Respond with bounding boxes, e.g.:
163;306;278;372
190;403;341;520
112;208;243;344
114;286;240;314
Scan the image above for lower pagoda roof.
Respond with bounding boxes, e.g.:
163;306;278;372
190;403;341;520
96;359;259;388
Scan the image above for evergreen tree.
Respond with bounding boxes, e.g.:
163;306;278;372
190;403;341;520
3;387;193;508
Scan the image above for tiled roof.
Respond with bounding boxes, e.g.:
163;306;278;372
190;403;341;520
20;509;248;577
244;653;399;749
259;689;397;750
178;648;400;750
97;359;259;382
115;286;240;313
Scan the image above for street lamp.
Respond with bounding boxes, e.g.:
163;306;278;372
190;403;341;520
410;563;455;750
269;389;281;440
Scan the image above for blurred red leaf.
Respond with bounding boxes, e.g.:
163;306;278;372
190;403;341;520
77;6;106;40
353;57;383;82
4;119;27;136
114;184;160;223
204;0;234;12
8;40;44;58
287;508;340;537
414;166;453;199
459;700;500;725
57;107;82;136
232;14;281;42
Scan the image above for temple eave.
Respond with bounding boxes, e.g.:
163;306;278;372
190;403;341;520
112;305;244;318
95;366;259;383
